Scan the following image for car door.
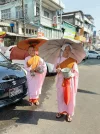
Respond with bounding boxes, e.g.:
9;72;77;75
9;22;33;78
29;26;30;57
92;51;98;58
88;51;93;58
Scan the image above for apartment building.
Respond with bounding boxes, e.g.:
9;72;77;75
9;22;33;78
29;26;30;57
0;0;64;39
62;10;94;42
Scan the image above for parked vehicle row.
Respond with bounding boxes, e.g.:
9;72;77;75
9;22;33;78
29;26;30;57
0;45;57;108
87;50;100;59
0;52;27;107
83;49;100;60
2;46;57;76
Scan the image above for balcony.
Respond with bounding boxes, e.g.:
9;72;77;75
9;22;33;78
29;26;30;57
84;27;92;34
41;16;52;27
42;0;64;11
75;20;83;28
34;15;61;29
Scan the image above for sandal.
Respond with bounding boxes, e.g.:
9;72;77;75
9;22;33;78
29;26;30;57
66;115;72;122
34;101;39;106
29;102;34;106
56;113;64;119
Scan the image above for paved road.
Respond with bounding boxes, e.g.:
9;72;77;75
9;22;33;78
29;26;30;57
0;59;100;134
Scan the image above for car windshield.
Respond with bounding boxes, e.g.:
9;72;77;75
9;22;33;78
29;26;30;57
0;52;9;62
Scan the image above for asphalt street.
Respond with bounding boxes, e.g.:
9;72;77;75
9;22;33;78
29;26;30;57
0;59;100;134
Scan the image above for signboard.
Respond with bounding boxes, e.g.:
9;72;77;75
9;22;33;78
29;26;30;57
62;22;76;39
52;16;58;28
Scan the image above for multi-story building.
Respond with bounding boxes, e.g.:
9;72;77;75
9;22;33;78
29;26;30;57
62;11;84;31
0;0;64;40
84;14;94;40
33;0;64;39
0;0;39;37
62;10;94;42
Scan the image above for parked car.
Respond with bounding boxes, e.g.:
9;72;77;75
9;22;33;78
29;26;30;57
12;60;56;76
0;46;8;54
87;50;100;59
83;49;89;61
0;52;27;107
5;46;56;76
4;45;16;59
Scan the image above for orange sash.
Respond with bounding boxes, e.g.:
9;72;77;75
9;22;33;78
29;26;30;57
62;78;71;105
56;57;76;69
57;57;76;105
27;55;40;70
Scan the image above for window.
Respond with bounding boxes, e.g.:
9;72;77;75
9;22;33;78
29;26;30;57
44;11;49;18
89;51;98;54
22;28;24;33
24;4;28;19
26;29;28;34
32;30;34;34
94;52;98;54
16;4;27;19
1;8;11;19
5;0;11;3
29;29;31;34
16;6;23;19
36;7;40;16
35;30;37;35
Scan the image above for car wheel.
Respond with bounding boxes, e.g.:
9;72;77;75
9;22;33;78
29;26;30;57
97;56;100;59
46;66;49;76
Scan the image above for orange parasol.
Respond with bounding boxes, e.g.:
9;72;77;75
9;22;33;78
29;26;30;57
17;37;48;51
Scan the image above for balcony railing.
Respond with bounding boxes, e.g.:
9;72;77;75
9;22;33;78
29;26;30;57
34;15;61;29
41;16;52;27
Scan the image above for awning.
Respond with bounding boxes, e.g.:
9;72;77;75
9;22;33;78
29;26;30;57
6;32;37;38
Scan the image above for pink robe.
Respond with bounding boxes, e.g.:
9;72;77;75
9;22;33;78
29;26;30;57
24;56;47;99
55;57;79;116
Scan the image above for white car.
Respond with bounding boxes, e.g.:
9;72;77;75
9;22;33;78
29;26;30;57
12;60;56;76
4;45;16;59
87;51;100;59
83;49;89;60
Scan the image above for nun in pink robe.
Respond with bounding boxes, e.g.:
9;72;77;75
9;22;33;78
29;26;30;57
24;46;47;106
54;44;79;122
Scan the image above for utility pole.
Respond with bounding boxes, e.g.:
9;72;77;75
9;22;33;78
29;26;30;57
22;0;25;36
59;0;63;38
39;0;42;26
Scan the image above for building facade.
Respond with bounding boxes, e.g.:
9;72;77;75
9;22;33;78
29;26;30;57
0;0;64;39
33;0;64;39
0;0;38;37
62;11;94;42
